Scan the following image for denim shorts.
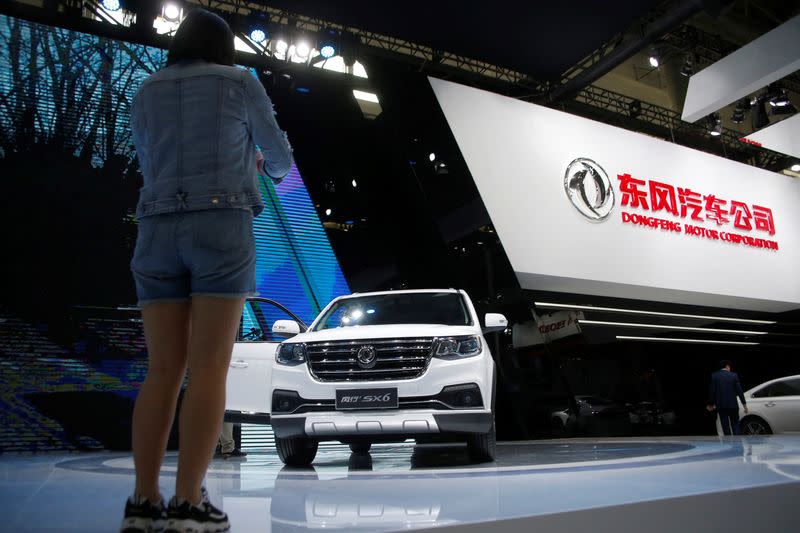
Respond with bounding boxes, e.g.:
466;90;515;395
131;208;256;307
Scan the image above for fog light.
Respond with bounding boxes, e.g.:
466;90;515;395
272;390;302;413
439;383;483;408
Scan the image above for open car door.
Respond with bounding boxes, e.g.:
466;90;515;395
224;297;306;424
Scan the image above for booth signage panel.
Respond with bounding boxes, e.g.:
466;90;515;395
513;311;585;348
429;78;800;312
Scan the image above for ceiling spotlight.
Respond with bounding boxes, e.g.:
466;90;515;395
706;113;722;137
318;29;339;59
680;54;694;77
648;46;660;68
325;208;332;216
320;45;335;58
102;0;121;11
351;179;358;188
162;2;181;22
767;84;791;107
249;29;267;43
751;98;770;130
274;39;289;54
791;164;800;172
429;152;436;162
295;41;311;58
731;98;749;124
629;99;641;118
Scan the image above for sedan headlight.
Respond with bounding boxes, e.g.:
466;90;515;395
432;336;482;359
276;343;307;366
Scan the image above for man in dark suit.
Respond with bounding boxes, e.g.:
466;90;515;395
707;359;748;435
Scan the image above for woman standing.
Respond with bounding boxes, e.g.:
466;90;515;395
120;8;292;533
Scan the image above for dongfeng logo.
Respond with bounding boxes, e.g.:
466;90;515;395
356;345;377;369
564;158;615;221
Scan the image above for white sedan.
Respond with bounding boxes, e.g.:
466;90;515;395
718;375;800;435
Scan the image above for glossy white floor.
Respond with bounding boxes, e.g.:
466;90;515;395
2;436;799;532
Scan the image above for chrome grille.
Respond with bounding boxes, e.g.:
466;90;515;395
306;338;434;382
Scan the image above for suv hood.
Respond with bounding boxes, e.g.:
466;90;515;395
287;324;479;344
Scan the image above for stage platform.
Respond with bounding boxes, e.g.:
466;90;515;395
2;436;799;532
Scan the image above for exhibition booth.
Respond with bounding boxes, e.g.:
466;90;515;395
0;2;798;532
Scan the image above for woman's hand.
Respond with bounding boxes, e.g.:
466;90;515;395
255;149;264;175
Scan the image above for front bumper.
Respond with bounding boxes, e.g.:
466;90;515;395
271;410;493;439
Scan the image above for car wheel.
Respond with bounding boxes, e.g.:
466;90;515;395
276;436;318;466
349;441;372;454
741;417;772;435
466;418;496;463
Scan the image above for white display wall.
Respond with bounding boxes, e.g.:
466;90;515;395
430;78;800;312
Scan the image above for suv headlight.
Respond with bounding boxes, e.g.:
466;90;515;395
276;343;307;366
432;336;482;359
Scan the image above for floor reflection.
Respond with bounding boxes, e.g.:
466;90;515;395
269;456;499;531
5;437;798;532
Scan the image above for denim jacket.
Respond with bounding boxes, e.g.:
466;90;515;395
130;61;293;218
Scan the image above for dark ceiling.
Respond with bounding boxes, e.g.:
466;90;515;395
259;0;664;80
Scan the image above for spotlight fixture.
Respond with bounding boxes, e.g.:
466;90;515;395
751;97;770;130
274;39;289;55
246;11;269;44
320;44;335;58
340;31;360;67
295;40;311;58
648;46;660;68
325;208;332;216
767;84;791;107
318;28;339;59
706;113;722;137
628;99;641;118
680;54;694;77
249;29;267;43
102;0;121;11
162;2;181;22
351;179;358;188
429;152;436;162
791;164;800;172
731;98;749;124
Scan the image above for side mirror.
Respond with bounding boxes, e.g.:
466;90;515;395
483;313;508;334
273;320;301;338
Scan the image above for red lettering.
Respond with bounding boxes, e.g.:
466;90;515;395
703;194;730;225
650;181;678;216
618;173;649;210
753;205;776;235
678;188;704;221
729;201;753;231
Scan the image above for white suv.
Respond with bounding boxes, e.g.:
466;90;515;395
226;289;506;466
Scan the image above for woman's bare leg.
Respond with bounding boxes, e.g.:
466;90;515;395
133;301;191;501
175;295;245;503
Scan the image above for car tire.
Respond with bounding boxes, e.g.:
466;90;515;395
466;418;496;463
349;441;371;454
741;416;772;435
276;436;318;466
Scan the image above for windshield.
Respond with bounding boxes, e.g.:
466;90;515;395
313;292;472;331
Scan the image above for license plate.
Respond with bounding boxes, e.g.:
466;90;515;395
335;388;398;410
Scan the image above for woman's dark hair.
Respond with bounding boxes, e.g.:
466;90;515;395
167;8;235;67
